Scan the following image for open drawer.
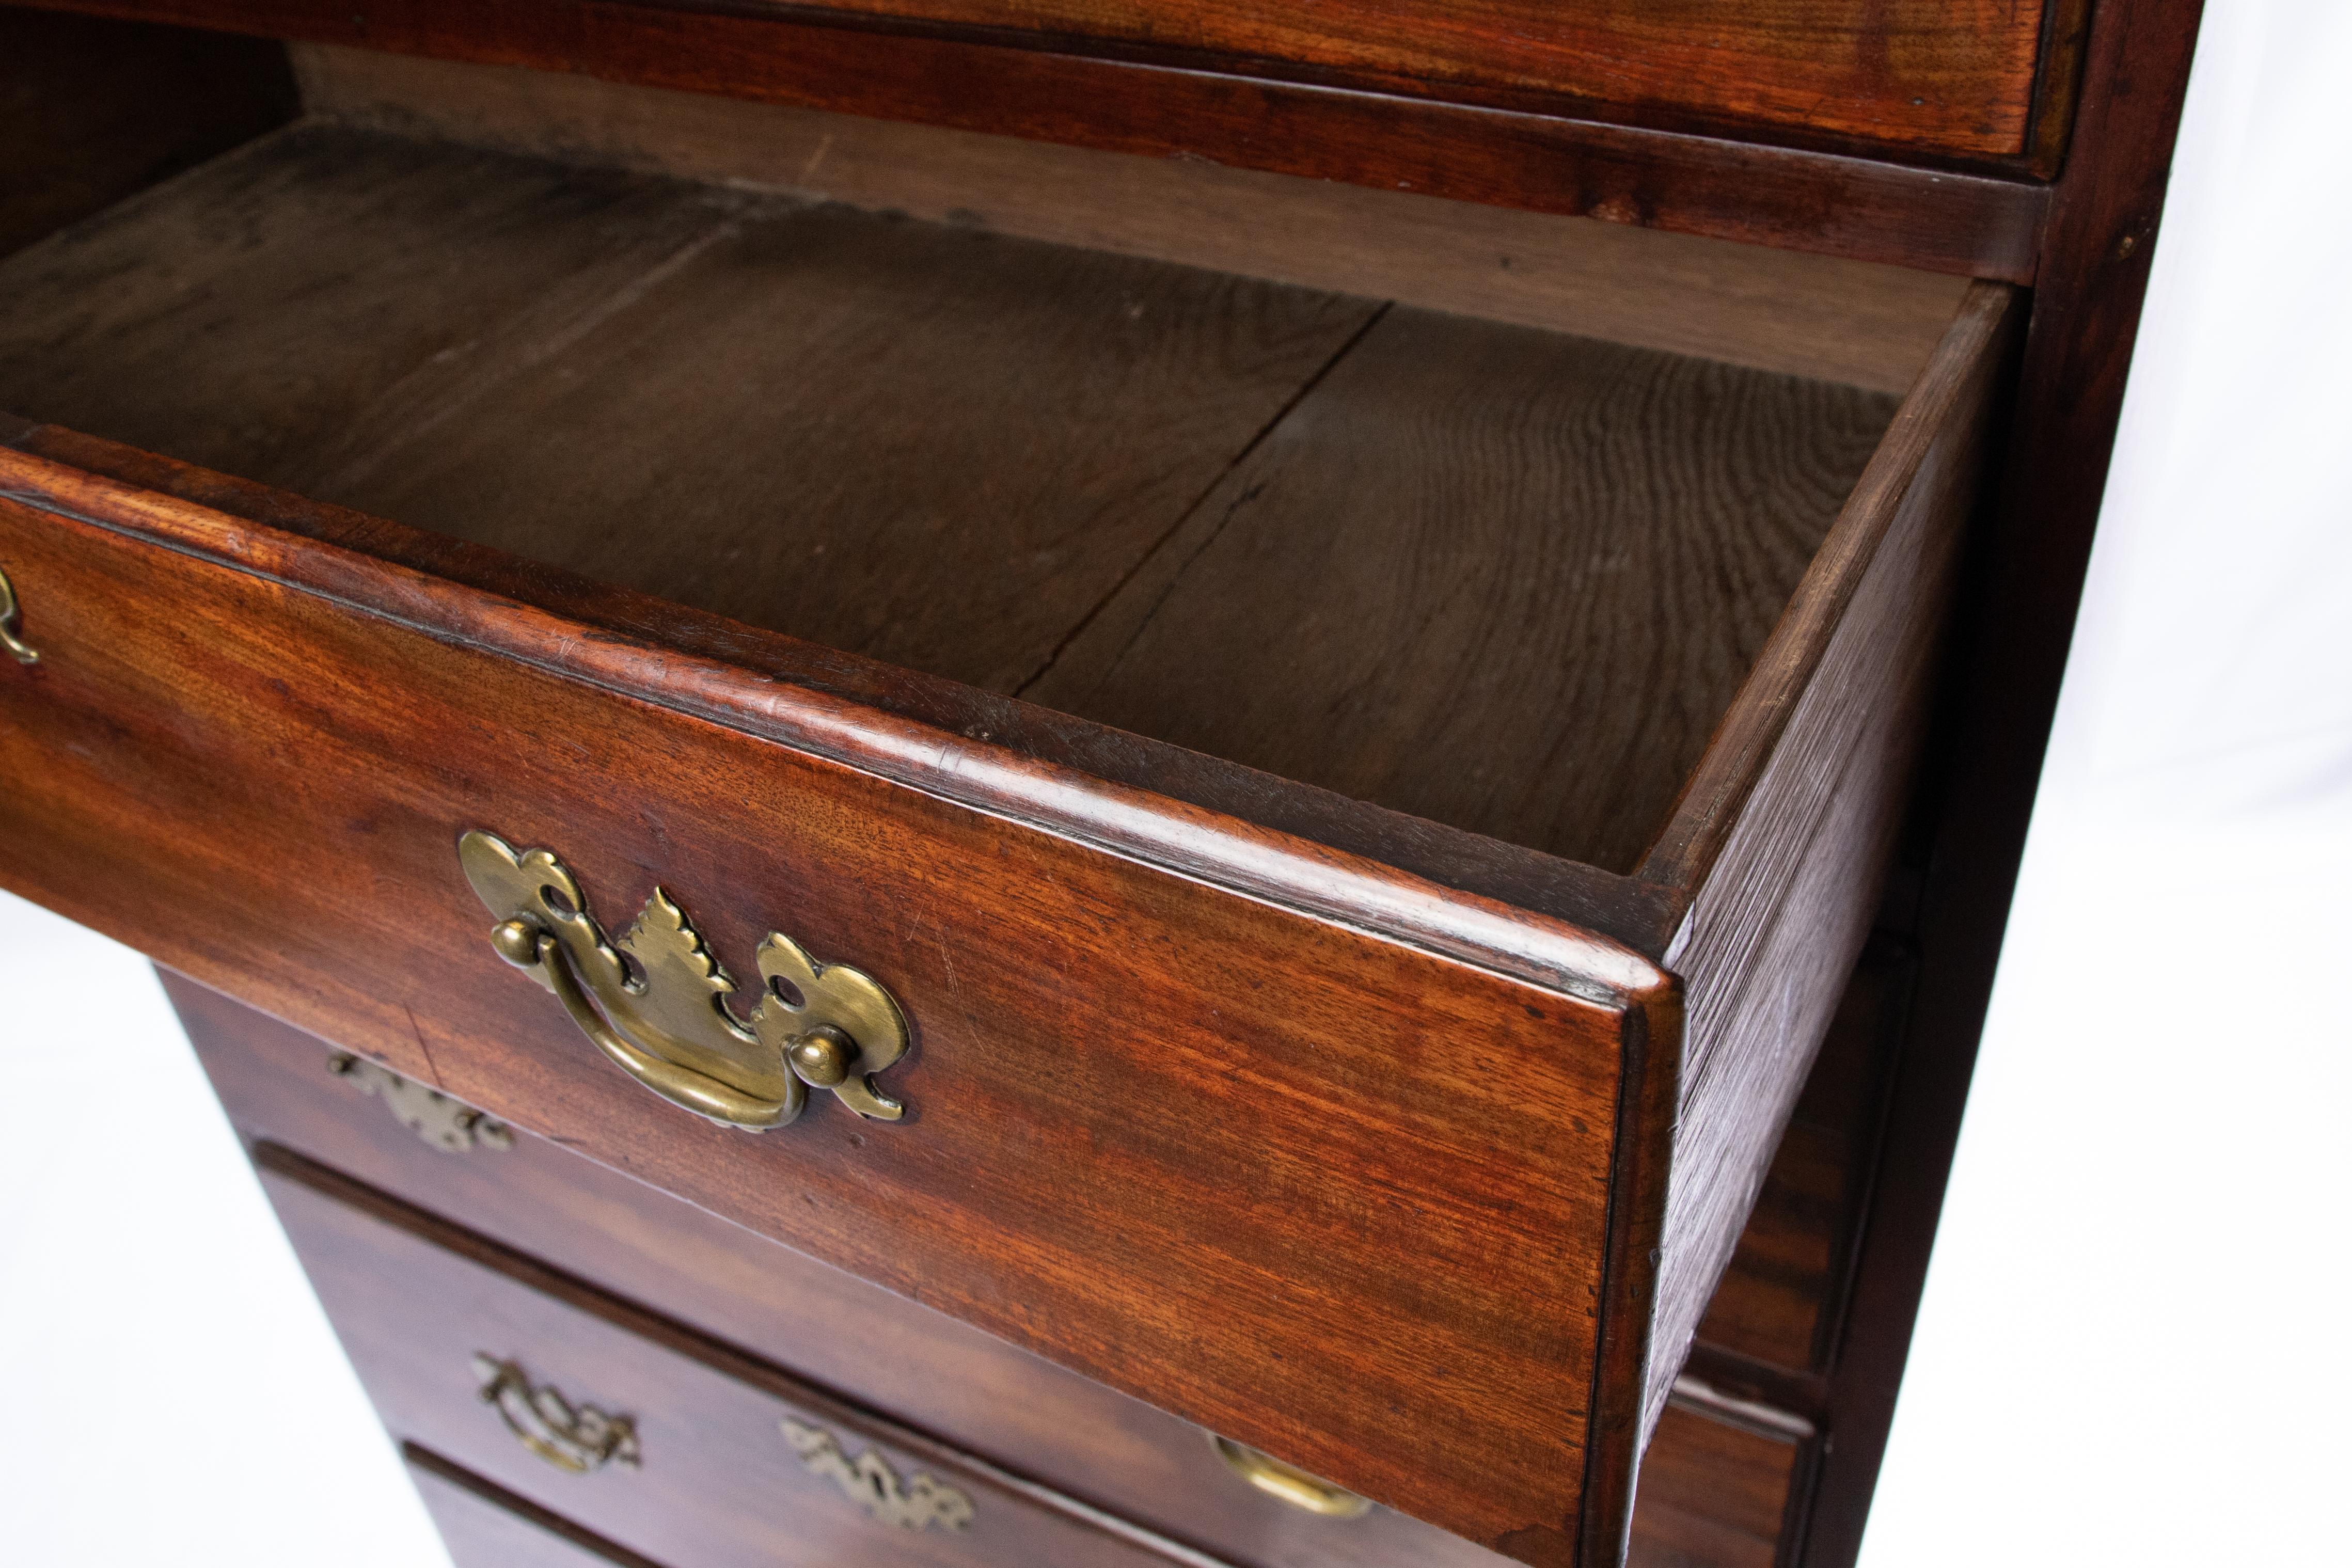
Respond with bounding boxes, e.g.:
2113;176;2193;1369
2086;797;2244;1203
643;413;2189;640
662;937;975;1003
0;107;2015;1567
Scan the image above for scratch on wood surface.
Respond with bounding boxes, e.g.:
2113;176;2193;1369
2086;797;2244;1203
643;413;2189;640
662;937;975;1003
797;131;835;185
405;1000;445;1088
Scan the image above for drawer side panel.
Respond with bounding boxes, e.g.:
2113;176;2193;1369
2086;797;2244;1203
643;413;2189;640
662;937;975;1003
1642;283;2023;1433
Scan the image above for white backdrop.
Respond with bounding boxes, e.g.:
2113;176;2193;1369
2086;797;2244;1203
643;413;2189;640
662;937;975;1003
0;898;449;1564
1859;2;2352;1561
1;4;2346;1561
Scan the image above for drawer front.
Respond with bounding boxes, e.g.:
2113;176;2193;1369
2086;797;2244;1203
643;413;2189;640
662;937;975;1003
1627;1406;1805;1568
260;1148;1187;1568
409;1450;673;1568
168;971;1510;1568
785;0;2055;163
0;444;1650;1554
231;1031;1808;1568
21;0;2060;168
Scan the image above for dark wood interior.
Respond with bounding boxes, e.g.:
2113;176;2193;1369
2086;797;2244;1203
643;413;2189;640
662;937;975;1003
287;44;1973;398
0;0;2211;1559
0;7;294;256
0;120;1898;874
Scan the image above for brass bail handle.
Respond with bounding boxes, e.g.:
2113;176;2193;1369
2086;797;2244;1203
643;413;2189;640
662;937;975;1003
0;565;39;664
1210;1436;1372;1518
473;1354;640;1475
459;830;911;1131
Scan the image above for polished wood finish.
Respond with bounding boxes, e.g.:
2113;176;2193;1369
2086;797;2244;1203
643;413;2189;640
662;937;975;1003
12;0;2049;279
258;1148;1205;1568
166;970;1515;1568
412;1449;677;1568
183;970;1816;1565
0;126;2008;1553
0;9;293;257
692;0;2054;159
0;439;1654;1556
0;123;1886;869
2;414;1651;956
0;0;2214;1554
0;124;1896;869
292;44;1971;395
1625;1406;1802;1568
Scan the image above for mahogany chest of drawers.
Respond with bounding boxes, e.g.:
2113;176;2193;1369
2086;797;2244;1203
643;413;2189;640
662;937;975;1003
0;2;2199;1563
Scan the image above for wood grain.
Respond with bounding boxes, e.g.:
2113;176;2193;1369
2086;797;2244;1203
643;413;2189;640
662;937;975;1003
167;970;1516;1568
0;2;2201;1559
0;114;1673;979
1693;941;1910;1375
259;1149;1208;1568
8;0;2050;279
0;447;1664;1559
736;0;2056;160
1623;1405;1802;1568
0;220;2001;1558
192;977;1802;1566
291;44;1972;395
0;86;2018;1562
0;8;294;258
0;122;1893;878
15;0;2062;163
1027;308;1897;874
1637;283;2022;1440
410;1449;676;1568
7;416;1661;959
0;122;1375;696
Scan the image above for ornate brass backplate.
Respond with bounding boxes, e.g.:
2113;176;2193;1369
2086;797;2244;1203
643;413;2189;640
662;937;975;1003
327;1052;514;1153
473;1354;641;1475
0;565;39;664
780;1417;973;1533
458;831;910;1131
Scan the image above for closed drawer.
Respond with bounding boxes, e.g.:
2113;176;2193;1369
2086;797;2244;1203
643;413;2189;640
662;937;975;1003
409;1449;675;1568
259;1145;1198;1568
227;997;1812;1568
11;0;2066;169
177;966;1825;1568
0;119;2015;1561
1627;1406;1807;1568
167;970;1508;1568
723;0;2057;163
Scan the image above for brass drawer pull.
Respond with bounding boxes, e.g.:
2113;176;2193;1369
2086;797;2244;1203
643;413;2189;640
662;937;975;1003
473;1354;640;1475
1210;1436;1370;1518
781;1417;973;1533
0;565;38;664
460;831;910;1130
327;1052;514;1153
